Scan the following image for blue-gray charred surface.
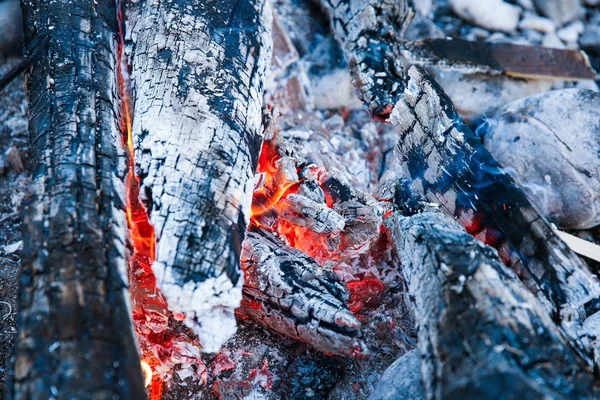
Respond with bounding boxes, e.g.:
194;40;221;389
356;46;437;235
6;1;146;399
385;211;599;400
125;0;273;352
390;66;600;366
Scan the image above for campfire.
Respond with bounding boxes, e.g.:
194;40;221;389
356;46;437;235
2;0;600;399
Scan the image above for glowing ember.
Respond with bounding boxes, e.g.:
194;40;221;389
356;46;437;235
249;138;386;317
141;360;153;387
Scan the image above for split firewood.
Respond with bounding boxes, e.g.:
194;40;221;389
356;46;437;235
240;227;368;358
401;39;598;81
315;0;412;120
7;1;146;399
391;66;600;365
385;211;599;399
125;0;272;352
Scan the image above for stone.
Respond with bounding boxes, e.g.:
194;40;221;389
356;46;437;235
369;350;425;400
557;21;584;44
519;13;556;34
580;15;600;48
449;0;521;33
533;0;583;26
432;69;553;123
485;89;600;230
542;32;566;49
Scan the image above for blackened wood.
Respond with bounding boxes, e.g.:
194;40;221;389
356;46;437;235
241;227;368;358
315;0;411;119
401;39;597;81
125;0;272;352
385;211;598;400
6;1;146;399
391;65;600;367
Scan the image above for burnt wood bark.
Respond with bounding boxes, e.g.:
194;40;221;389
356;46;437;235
400;39;597;81
125;0;273;352
391;66;600;366
385;211;599;399
241;227;368;358
315;0;411;119
6;1;146;399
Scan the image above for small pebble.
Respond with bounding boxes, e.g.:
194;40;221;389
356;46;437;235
518;14;556;34
449;0;521;33
542;32;566;49
557;21;584;43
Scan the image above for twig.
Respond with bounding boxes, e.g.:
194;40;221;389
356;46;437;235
0;210;18;223
0;301;13;322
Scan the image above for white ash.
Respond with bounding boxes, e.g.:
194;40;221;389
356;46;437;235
485;89;600;230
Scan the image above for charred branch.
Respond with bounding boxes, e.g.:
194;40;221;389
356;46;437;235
390;66;600;366
385;211;598;399
125;0;273;352
315;0;411;119
6;1;146;398
241;227;368;358
400;39;597;81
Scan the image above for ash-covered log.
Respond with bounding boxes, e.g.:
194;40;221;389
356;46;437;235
125;0;272;351
319;0;600;365
241;227;368;358
391;66;600;365
6;1;146;399
385;211;599;399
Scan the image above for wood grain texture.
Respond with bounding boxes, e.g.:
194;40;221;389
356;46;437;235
390;65;600;367
125;0;273;352
6;1;146;398
385;211;598;400
400;39;597;81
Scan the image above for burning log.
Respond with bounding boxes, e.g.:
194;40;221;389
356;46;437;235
241;227;368;358
391;66;600;365
315;0;412;120
319;0;600;346
385;211;599;399
7;1;146;398
125;0;273;351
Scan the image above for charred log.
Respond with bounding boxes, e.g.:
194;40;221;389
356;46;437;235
6;1;146;399
390;66;600;365
315;0;411;119
241;227;368;358
400;39;597;81
125;0;273;351
385;211;599;399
